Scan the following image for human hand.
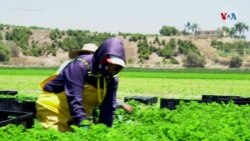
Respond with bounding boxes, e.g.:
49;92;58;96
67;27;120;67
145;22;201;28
122;104;134;113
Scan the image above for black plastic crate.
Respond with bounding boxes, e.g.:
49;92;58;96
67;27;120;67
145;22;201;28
124;96;158;105
0;90;18;96
0;110;34;128
0;98;36;114
202;95;250;105
202;95;242;103
232;98;250;105
160;98;202;110
160;99;179;110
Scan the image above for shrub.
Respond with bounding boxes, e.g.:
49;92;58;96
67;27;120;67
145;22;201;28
184;50;205;67
11;27;32;49
0;42;11;61
46;43;57;56
162;47;173;59
168;38;176;49
153;36;161;45
137;40;151;60
229;56;242;68
129;33;145;42
161;40;166;46
0;33;2;40
10;45;20;57
5;32;12;40
61;37;79;51
211;40;250;56
170;57;179;64
29;48;43;57
157;38;176;58
178;39;198;55
67;29;74;36
0;24;4;30
49;30;58;40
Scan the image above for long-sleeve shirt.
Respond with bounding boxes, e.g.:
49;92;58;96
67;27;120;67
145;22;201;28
43;55;117;127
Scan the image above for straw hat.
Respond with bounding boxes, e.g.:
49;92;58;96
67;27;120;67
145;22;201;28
69;43;98;59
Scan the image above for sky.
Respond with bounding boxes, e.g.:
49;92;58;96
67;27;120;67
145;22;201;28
0;0;249;40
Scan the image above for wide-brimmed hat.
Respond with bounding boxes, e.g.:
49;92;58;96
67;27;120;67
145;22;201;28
69;43;98;59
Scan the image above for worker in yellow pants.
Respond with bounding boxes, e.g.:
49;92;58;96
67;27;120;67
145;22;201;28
36;78;105;132
36;38;126;132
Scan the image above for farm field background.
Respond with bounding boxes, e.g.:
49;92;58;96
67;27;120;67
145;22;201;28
1;67;250;100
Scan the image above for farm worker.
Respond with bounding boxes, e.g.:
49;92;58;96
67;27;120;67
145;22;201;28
58;43;134;114
36;37;126;132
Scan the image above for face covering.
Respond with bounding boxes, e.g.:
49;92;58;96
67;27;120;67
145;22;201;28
98;64;109;77
98;57;123;77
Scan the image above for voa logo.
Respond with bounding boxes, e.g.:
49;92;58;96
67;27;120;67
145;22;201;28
220;12;237;21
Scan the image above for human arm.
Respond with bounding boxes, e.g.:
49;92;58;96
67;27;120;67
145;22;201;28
98;76;118;127
62;60;88;126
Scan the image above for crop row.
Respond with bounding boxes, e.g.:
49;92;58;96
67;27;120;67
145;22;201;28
1;101;250;140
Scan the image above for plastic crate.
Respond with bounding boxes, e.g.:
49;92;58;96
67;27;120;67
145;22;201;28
0;90;18;96
202;95;250;105
0;98;36;114
202;95;243;103
232;98;250;105
160;98;202;110
124;96;158;105
0;110;34;128
160;99;180;110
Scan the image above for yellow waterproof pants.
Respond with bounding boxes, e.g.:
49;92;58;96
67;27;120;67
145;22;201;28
36;74;106;132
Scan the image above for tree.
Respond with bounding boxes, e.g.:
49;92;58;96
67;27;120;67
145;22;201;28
234;22;249;37
222;26;230;37
183;22;192;34
229;27;236;37
191;23;200;35
159;26;179;36
183;22;200;35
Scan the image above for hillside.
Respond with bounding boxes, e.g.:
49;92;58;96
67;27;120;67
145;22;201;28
0;24;250;69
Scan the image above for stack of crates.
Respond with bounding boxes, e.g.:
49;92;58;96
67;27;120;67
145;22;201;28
0;110;34;128
0;90;35;128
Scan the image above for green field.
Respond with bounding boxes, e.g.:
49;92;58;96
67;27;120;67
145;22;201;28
1;67;250;140
1;67;250;100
